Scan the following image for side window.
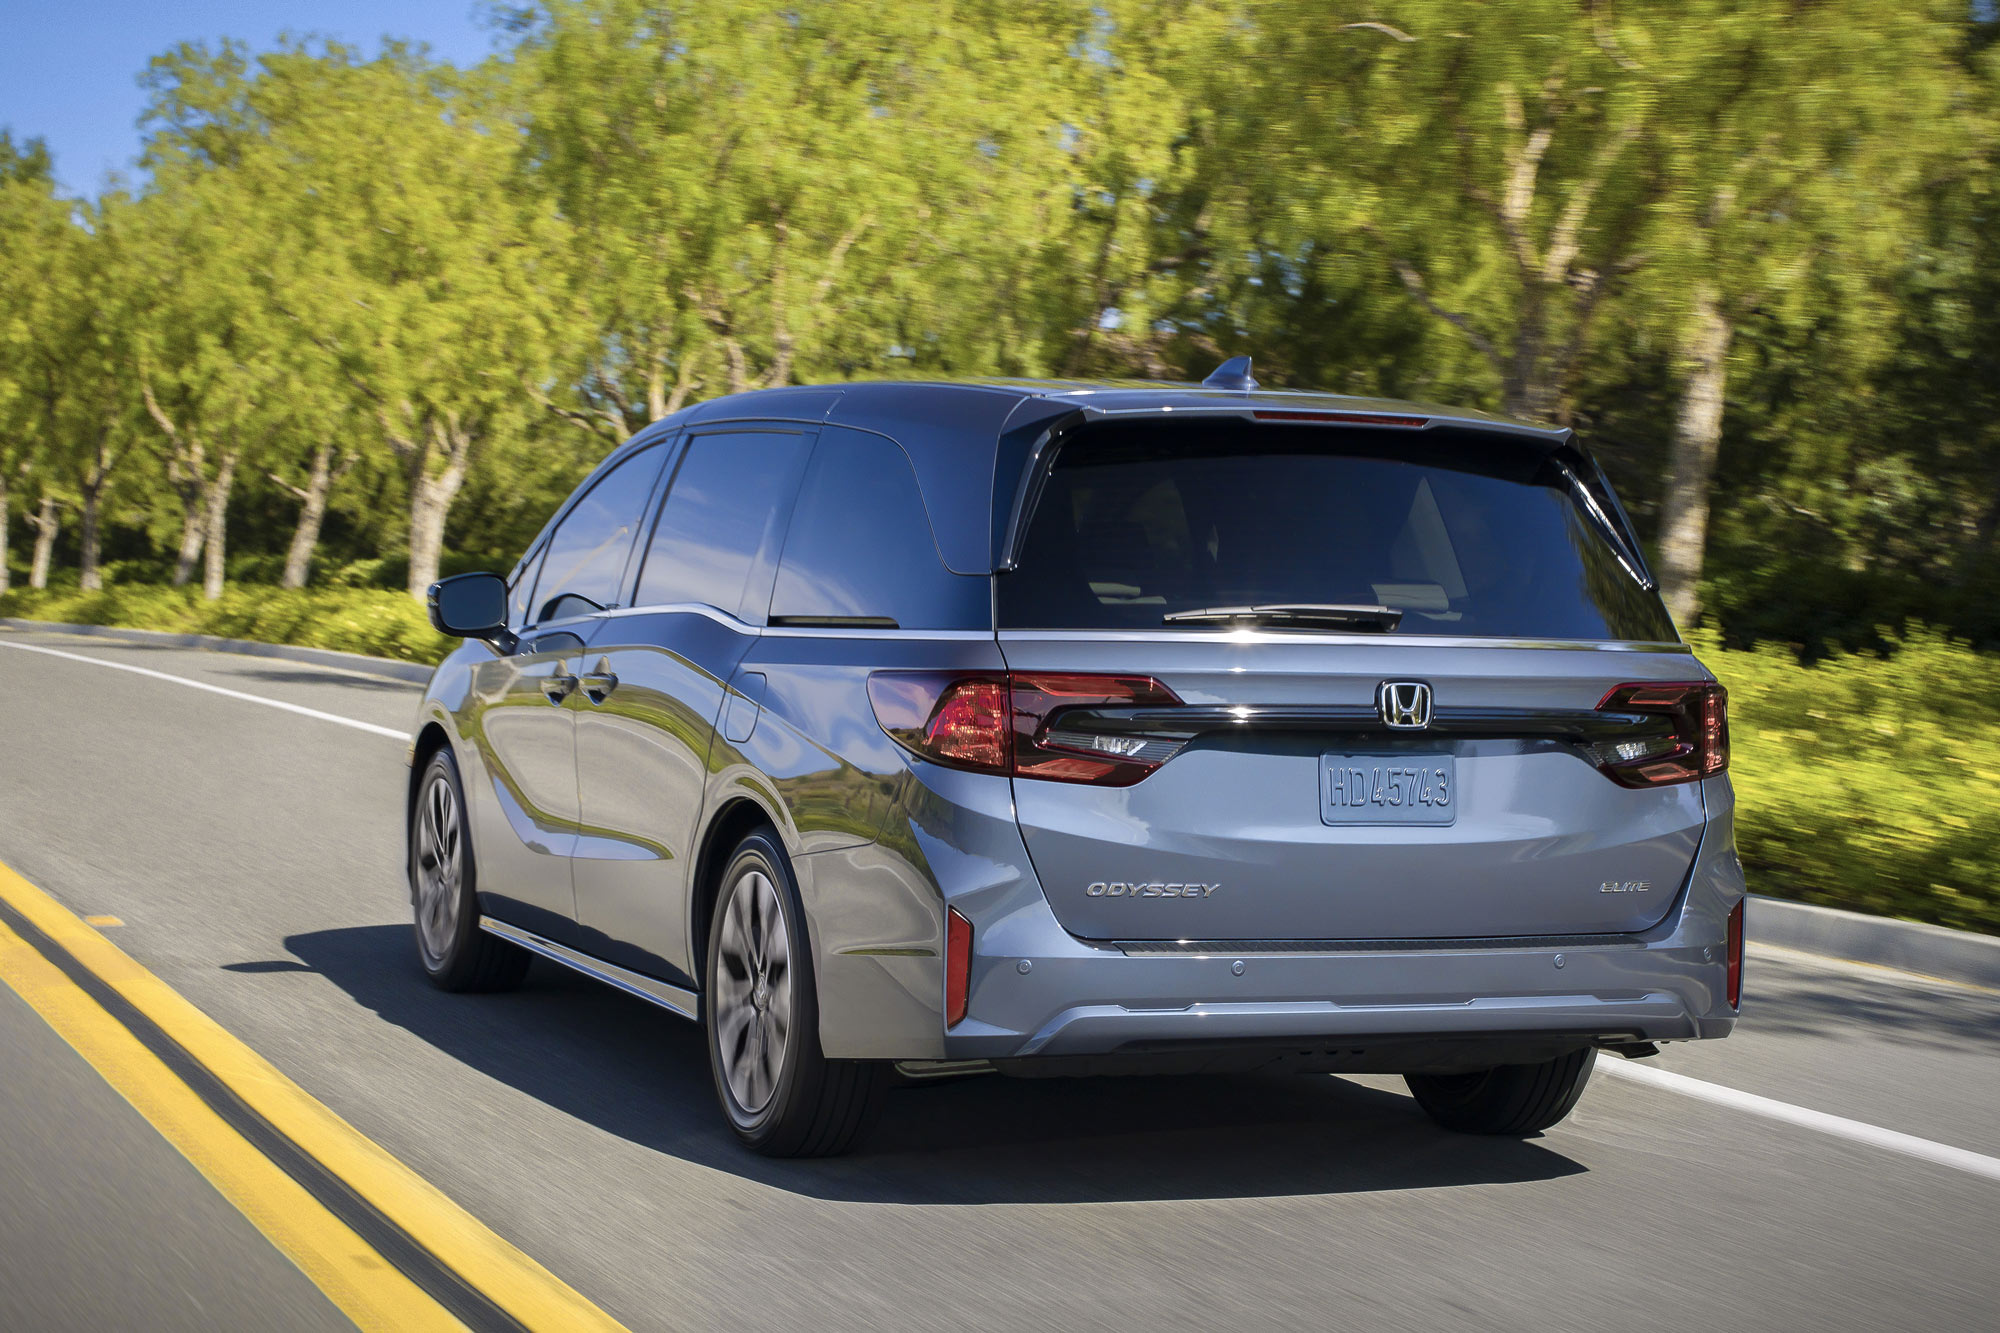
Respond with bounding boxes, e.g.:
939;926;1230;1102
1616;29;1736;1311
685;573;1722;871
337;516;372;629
771;428;985;629
532;444;666;622
634;430;812;618
508;544;546;629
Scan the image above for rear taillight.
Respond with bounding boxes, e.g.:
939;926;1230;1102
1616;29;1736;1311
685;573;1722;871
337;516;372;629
945;907;972;1027
867;671;1183;786
1592;681;1729;787
1726;898;1744;1009
867;674;1010;772
1010;673;1182;786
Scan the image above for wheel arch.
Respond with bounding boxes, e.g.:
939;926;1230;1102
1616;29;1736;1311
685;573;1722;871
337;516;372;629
406;720;455;900
688;795;788;988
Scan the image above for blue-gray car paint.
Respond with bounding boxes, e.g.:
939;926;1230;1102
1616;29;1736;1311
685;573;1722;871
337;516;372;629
409;379;1743;1068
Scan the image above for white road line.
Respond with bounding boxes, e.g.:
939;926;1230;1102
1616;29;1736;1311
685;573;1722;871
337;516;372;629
0;639;410;741
1601;1058;2000;1183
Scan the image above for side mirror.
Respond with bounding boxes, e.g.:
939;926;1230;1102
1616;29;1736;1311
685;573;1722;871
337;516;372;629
427;572;512;648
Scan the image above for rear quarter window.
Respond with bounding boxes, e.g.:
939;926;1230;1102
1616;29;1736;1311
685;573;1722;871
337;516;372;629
998;421;1676;642
770;427;989;630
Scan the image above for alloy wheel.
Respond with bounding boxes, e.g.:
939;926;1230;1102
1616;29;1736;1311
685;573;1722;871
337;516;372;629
414;770;463;967
713;864;793;1118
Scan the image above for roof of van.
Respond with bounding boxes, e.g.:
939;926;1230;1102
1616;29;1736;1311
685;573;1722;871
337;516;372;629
654;377;1573;575
678;376;1567;443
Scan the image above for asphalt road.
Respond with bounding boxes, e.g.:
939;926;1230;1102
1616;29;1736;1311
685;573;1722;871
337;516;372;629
1;624;1996;1332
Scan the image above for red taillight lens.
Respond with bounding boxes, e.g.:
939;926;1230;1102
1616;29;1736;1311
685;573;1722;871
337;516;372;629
1010;672;1181;786
1593;681;1729;786
1726;898;1744;1009
867;674;1011;774
945;906;972;1027
925;680;1010;770
868;671;1183;786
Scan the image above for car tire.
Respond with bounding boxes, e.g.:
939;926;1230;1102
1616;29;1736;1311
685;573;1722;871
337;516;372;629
410;747;530;993
1405;1048;1597;1136
705;829;885;1157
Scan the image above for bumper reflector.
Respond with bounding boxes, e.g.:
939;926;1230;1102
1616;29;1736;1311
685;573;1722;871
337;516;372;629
945;907;972;1027
1727;899;1745;1009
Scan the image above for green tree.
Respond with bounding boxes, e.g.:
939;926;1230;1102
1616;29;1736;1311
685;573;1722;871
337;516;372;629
0;130;61;594
1631;0;1987;623
221;43;559;597
1226;3;1657;420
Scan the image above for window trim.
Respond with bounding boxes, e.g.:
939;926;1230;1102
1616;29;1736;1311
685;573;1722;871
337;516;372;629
627;423;817;623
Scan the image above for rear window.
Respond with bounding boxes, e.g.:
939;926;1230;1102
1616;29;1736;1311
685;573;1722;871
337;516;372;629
997;422;1676;642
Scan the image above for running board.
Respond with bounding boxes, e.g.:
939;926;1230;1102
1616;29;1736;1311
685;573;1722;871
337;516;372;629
478;917;700;1020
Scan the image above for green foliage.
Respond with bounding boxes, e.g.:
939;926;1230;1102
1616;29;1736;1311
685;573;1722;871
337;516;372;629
4;3;2000;934
1699;630;2000;933
0;586;453;664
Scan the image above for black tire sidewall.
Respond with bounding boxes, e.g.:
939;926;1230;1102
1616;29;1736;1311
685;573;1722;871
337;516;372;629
704;830;821;1148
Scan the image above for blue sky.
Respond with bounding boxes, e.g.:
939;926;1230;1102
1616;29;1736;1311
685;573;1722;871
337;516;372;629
0;2;505;195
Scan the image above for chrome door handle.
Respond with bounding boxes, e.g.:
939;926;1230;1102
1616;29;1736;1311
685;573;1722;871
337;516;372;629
580;671;619;705
542;673;578;704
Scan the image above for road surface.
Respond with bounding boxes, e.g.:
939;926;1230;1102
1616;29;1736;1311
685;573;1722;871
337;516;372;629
1;625;1995;1332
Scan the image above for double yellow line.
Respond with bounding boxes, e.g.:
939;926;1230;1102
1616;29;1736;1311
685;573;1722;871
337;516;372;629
0;860;628;1333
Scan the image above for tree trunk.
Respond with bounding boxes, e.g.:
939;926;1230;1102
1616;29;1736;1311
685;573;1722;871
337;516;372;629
200;452;238;602
171;495;205;587
280;442;341;591
78;487;103;593
28;497;57;590
405;463;467;600
0;467;9;597
1656;287;1733;628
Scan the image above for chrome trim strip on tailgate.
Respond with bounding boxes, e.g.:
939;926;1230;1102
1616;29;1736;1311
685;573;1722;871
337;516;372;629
479;917;700;1019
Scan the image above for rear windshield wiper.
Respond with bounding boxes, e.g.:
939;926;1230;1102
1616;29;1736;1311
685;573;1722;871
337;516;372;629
1163;603;1405;632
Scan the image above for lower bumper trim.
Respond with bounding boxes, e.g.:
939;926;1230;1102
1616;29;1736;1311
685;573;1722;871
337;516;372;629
1014;993;1700;1058
1113;932;1641;957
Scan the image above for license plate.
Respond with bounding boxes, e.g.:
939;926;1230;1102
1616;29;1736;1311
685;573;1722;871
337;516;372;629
1319;754;1456;826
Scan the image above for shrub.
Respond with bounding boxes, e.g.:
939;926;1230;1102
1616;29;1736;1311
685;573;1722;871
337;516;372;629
0;585;453;665
1696;628;2000;935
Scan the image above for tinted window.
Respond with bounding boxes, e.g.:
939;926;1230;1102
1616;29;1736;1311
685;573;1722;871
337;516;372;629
999;422;1676;641
533;444;665;620
635;430;812;618
508;544;545;629
771;428;987;629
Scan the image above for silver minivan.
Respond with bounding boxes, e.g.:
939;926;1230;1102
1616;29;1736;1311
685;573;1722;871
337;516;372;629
411;363;1744;1156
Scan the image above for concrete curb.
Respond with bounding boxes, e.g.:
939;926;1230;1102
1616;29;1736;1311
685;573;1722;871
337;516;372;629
0;618;436;684
1749;894;2000;990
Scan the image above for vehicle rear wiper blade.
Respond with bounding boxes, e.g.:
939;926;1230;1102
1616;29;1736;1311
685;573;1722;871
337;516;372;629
1163;603;1405;632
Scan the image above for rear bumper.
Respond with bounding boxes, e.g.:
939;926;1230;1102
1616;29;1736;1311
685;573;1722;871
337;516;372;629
805;766;1745;1066
943;775;1745;1064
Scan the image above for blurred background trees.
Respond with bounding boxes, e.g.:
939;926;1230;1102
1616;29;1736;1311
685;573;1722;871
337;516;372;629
1;0;1996;657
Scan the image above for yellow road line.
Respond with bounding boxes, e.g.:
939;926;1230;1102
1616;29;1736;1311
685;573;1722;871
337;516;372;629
0;859;629;1333
0;916;462;1332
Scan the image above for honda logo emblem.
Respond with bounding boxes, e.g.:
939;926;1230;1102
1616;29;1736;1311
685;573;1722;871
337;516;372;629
1377;681;1433;730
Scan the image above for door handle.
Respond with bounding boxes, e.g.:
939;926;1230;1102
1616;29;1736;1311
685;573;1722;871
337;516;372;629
542;673;578;705
580;671;619;705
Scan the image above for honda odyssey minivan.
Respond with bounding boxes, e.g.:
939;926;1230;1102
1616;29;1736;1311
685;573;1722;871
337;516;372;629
411;360;1744;1157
